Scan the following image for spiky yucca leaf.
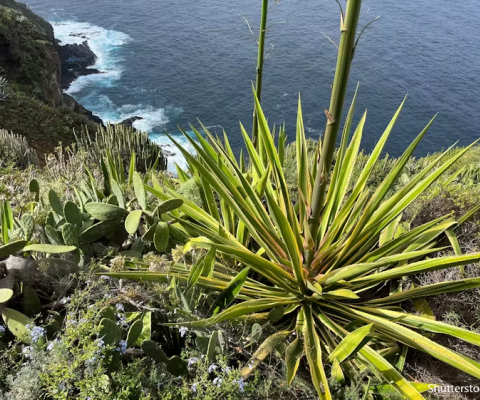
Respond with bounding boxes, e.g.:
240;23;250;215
107;87;480;399
103;1;480;398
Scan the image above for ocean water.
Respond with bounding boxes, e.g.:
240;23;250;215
24;0;480;169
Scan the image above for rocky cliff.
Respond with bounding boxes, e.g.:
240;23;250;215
0;0;102;157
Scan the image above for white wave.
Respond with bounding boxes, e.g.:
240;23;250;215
150;131;196;174
50;20;193;172
51;20;132;94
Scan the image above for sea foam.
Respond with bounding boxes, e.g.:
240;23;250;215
51;20;192;173
51;20;132;94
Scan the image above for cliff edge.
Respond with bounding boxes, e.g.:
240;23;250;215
0;0;102;157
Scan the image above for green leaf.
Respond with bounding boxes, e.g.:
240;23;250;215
126;312;151;346
128;152;136;186
2;308;33;344
127;319;143;347
29;179;40;201
241;330;290;378
268;305;284;322
85;202;129;221
111;179;125;209
98;318;121;345
210;267;250;316
0;240;27;258
48;190;63;216
98;307;116;321
133;172;147;210
327;323;373;363
125;210;143;235
167;355;188;376
62;223;79;247
23;244;76;254
285;337;304;385
142;340;168;363
365;277;480;305
79;220;120;244
45;225;63;246
207;331;219;362
196;336;209;354
142;222;157;242
63;201;81;228
158;199;183;214
302;304;331;400
187;254;206;290
153;222;169;252
0;288;14;304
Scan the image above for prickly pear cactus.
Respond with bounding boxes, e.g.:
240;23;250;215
64;201;81;228
98;318;121;345
154;222;169;252
61;223;79;247
29;179;40;202
0;240;27;258
21;214;35;241
85;203;129;221
157;199;183;214
141;340;168;363
126;319;143;347
98;307;116;321
48;190;63;216
167;355;188;376
2;308;33;344
125;210;143;235
45;225;63;246
195;336;209;355
0;288;13;304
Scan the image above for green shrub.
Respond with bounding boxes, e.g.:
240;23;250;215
0;129;39;168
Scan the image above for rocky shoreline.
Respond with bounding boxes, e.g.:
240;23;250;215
55;37;144;129
55;39;101;91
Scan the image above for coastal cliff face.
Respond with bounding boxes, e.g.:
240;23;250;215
0;0;101;156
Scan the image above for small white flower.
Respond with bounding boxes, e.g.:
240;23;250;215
100;275;110;280
223;366;232;374
60;297;70;305
22;346;32;358
212;377;223;387
208;364;218;373
248;361;254;370
115;303;125;312
235;377;246;392
26;325;45;343
116;340;127;355
0;325;5;334
191;383;198;393
179;326;188;337
188;357;199;367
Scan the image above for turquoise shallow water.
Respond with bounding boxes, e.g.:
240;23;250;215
24;0;480;169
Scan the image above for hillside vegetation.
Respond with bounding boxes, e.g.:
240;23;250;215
0;0;99;157
1;0;480;399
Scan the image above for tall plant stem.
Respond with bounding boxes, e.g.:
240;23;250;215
306;0;363;267
252;0;269;149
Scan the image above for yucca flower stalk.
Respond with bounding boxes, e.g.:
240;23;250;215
105;2;480;399
251;0;269;149
307;0;363;267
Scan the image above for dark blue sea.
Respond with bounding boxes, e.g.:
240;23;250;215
24;0;480;170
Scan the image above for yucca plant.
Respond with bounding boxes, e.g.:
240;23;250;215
105;1;480;399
